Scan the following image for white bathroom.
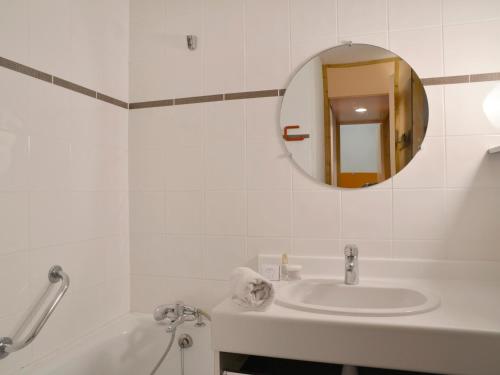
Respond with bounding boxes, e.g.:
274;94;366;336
0;0;499;374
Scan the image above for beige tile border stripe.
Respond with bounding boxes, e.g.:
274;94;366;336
0;56;52;83
0;56;128;109
53;76;96;98
421;75;469;86
422;72;500;86
129;99;174;109
130;73;500;109
1;55;499;111
225;89;280;100
95;92;129;108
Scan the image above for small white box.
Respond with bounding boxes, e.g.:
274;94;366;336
258;264;280;281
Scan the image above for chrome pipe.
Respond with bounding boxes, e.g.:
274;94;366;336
0;265;70;360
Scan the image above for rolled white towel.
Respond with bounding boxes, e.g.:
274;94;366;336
230;267;274;309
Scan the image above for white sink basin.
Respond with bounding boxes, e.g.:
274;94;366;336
276;279;440;316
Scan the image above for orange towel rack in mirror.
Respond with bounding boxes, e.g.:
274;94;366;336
283;125;310;141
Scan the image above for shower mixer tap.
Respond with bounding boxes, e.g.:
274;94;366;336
153;301;209;332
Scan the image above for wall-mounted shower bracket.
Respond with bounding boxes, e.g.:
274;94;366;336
187;35;197;51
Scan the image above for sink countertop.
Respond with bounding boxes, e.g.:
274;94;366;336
212;258;500;375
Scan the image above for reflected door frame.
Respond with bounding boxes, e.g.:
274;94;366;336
322;58;398;187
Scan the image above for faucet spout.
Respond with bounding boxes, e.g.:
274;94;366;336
344;244;359;285
166;315;185;332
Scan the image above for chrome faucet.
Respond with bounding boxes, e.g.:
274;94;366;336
344;244;359;285
153;301;209;332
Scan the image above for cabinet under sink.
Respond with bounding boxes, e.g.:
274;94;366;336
219;352;441;375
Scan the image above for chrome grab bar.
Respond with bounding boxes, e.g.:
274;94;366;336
0;265;70;360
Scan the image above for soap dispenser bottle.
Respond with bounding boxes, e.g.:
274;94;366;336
280;253;289;281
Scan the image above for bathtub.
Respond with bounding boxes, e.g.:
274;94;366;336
19;313;214;375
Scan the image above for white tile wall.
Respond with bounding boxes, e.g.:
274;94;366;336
0;192;29;255
204;236;247;280
388;0;442;30
290;0;337;43
443;0;500;25
130;191;164;234
0;0;130;101
444;20;500;76
164;146;203;190
206;191;246;236
165;191;203;234
245;0;291;90
128;0;500;313
446;135;500;188
424;86;445;137
0;0;29;63
205;142;245;190
165;236;204;277
28;0;70;79
247;237;291;258
290;0;337;70
445;82;500;136
392;240;446;260
0;1;130;373
293;238;340;256
248;190;292;237
338;0;388;36
204;0;245;94
293;191;341;238
393;190;447;240
70;0;129;100
389;26;443;77
446;188;500;261
246;141;291;190
341;190;392;239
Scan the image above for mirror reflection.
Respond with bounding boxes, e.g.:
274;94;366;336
280;44;429;188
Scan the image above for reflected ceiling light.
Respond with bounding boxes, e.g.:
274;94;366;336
355;107;367;113
483;84;500;128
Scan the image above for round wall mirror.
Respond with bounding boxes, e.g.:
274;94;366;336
280;43;429;188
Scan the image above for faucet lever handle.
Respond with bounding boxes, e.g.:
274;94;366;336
344;244;359;257
153;304;176;321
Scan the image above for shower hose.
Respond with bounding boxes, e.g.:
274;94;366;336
149;309;211;375
149;328;176;375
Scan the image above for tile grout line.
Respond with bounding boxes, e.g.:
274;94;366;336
441;0;449;205
335;0;339;45
242;0;247;91
385;0;390;48
287;0;292;76
440;0;445;76
243;99;249;261
201;102;208;279
386;0;393;257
